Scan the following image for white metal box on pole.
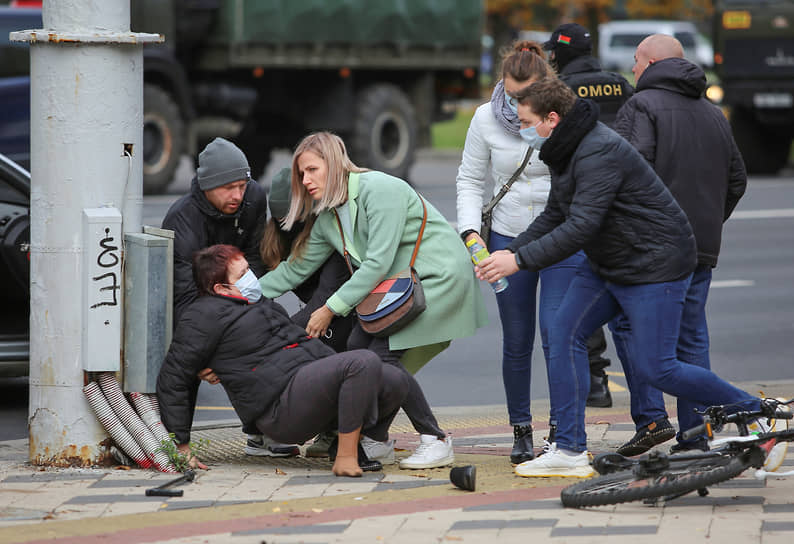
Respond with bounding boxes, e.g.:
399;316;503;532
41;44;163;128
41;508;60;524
82;208;122;372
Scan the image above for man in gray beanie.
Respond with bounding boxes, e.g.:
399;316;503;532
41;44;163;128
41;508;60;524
162;139;297;458
163;137;268;319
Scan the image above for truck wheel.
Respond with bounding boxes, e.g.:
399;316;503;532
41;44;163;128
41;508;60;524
731;107;791;175
351;84;417;179
143;84;184;193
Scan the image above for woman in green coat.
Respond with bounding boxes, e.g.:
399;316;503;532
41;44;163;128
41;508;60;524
259;132;487;469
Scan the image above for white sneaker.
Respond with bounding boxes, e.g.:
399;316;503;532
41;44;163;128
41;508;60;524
361;436;396;465
244;434;299;457
749;408;790;472
514;443;595;478
399;434;454;469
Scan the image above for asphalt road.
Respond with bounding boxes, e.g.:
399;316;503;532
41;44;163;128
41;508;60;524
2;151;793;438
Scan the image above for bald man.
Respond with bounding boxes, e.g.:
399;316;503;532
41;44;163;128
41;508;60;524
612;34;747;456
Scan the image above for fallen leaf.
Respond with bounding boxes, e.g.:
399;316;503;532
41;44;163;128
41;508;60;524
272;507;281;512
274;468;287;475
114;465;131;471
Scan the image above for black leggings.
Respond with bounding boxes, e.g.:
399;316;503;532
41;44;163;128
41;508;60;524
255;350;408;444
347;323;446;439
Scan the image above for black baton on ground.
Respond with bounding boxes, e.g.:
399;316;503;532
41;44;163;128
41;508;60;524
145;469;196;497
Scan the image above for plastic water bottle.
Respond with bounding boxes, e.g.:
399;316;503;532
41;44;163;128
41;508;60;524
466;238;509;293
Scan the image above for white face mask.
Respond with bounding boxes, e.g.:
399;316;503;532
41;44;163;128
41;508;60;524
234;269;262;302
519;120;550;149
504;90;518;114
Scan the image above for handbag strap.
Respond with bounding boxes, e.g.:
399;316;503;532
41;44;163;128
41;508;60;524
482;145;534;216
334;192;428;277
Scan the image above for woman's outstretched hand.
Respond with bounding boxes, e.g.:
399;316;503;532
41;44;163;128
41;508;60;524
475;250;519;283
307;305;334;338
177;443;208;470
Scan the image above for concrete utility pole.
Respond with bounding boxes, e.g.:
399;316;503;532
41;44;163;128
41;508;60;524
11;1;160;466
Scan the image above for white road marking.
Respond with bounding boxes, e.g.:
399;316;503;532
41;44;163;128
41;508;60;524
731;208;794;219
711;280;755;288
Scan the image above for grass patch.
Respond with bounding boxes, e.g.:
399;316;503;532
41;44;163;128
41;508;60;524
431;107;476;150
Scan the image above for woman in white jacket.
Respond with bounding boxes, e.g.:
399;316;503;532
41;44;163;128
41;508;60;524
456;41;585;464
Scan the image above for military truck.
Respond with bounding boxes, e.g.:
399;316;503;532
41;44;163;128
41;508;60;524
712;0;794;174
132;0;482;192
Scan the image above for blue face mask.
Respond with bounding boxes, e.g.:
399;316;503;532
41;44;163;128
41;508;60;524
519;122;550;149
234;269;262;302
504;90;518;115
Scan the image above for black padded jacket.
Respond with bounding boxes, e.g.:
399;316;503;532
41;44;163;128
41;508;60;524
507;99;697;285
161;177;267;322
615;57;747;267
156;294;334;444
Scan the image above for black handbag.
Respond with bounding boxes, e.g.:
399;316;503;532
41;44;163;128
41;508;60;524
480;145;534;245
334;195;428;338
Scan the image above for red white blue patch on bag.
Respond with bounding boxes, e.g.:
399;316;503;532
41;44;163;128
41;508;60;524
357;269;415;321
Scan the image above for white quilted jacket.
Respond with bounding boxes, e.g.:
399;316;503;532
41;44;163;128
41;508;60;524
455;102;552;238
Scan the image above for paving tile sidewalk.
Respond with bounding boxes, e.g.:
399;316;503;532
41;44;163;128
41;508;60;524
0;381;793;544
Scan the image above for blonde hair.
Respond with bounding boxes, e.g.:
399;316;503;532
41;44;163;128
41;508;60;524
283;132;366;230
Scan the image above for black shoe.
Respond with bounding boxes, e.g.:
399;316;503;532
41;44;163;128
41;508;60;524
510;424;534;464
616;418;676;457
546;423;556;444
327;437;383;472
537;423;557;457
586;373;612;408
669;438;710;454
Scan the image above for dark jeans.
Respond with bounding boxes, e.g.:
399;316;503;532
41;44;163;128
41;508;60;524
614;264;713;439
255;350;409;444
348;322;445;439
549;261;758;453
490;232;610;427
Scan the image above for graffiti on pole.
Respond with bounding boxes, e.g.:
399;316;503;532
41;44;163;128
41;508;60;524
90;227;121;309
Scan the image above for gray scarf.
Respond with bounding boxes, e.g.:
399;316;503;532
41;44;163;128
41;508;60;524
490;79;520;137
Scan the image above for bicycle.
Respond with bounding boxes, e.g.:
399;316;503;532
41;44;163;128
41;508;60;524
560;397;794;508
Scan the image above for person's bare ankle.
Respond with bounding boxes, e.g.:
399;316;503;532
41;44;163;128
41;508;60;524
332;455;362;477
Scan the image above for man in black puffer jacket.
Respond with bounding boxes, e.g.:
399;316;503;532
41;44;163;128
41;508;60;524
161;138;290;458
544;23;636;407
614;34;747;454
162;137;268;324
475;78;761;478
157;244;409;477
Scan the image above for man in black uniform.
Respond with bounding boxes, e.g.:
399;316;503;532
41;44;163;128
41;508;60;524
544;23;634;127
543;23;635;408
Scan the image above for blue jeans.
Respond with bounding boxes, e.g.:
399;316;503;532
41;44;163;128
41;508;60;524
489;231;586;427
614;264;713;439
550;261;758;453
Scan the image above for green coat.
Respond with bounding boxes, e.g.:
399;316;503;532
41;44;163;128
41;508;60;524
259;171;487;355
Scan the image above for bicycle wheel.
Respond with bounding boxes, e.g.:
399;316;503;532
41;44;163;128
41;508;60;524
560;454;751;508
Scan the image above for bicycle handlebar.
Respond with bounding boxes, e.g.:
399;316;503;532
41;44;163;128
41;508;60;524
681;404;793;442
681;422;709;441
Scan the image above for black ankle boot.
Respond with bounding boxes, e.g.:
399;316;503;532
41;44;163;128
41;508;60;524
510;424;534;464
586;373;612;408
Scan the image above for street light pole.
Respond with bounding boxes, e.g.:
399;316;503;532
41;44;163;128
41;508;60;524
11;0;160;466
